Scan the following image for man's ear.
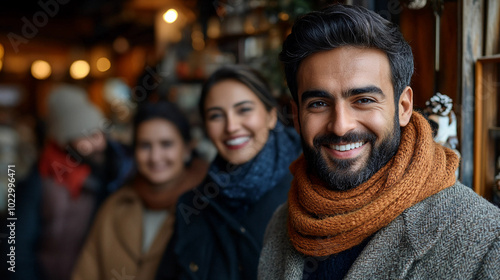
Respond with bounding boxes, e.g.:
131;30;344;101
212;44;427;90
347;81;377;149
398;86;413;127
291;101;301;134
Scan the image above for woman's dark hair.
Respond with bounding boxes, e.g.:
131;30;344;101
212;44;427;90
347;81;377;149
198;65;278;121
280;4;414;105
132;101;191;148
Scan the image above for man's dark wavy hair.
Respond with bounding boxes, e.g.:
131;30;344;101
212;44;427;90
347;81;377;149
280;4;414;105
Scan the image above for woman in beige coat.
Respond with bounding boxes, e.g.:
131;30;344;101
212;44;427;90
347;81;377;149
72;101;208;280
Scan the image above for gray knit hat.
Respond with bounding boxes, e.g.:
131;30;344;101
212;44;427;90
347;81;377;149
47;84;106;146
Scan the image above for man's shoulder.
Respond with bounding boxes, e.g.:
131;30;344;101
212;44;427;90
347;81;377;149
265;202;288;231
261;202;290;251
409;181;500;221
259;201;306;280
402;181;500;250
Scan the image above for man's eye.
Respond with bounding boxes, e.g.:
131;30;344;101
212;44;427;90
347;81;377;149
356;98;375;104
308;101;327;108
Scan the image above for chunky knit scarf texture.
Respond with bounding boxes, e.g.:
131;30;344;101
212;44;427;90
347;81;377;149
288;112;460;257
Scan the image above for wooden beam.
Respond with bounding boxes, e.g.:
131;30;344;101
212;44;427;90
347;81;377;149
474;55;500;199
485;0;500;55
459;0;483;187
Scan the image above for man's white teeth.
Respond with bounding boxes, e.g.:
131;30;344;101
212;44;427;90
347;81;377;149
226;136;250;146
331;142;363;151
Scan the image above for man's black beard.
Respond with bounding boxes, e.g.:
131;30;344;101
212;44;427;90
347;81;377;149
301;117;401;191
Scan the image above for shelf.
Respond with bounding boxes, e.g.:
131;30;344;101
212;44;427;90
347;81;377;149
474;57;500;202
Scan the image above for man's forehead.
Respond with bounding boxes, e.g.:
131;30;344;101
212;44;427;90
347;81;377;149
298;47;389;70
296;47;392;94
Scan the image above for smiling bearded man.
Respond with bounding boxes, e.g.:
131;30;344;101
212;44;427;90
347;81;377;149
257;4;500;280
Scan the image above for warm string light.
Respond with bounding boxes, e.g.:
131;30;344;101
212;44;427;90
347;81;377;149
279;12;290;21
96;57;111;72
70;60;90;79
31;60;52;80
25;55;112;79
163;9;178;23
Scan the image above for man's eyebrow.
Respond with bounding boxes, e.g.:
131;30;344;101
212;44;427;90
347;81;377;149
301;90;330;103
343;86;384;97
300;86;384;103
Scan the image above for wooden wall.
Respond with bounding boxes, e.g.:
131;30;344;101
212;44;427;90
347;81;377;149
399;1;458;110
461;0;484;187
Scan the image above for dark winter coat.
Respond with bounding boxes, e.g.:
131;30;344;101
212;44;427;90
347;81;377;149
155;172;292;280
258;182;500;279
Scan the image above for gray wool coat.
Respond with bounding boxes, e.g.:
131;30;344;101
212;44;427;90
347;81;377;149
258;182;500;280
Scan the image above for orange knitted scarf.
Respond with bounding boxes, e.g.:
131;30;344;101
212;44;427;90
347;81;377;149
287;112;460;257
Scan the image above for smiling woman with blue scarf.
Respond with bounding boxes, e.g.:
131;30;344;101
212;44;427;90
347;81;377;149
155;66;302;280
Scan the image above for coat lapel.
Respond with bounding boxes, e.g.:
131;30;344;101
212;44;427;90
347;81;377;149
344;214;417;279
145;206;175;258
344;194;447;279
113;188;143;261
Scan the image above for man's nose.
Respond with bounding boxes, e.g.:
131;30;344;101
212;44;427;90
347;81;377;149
327;104;356;137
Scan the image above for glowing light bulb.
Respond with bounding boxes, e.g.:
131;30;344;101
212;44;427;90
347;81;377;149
70;60;90;79
163;9;178;23
279;12;290;21
31;60;52;80
96;57;111;72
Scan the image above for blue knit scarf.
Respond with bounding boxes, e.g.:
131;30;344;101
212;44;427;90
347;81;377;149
208;122;301;209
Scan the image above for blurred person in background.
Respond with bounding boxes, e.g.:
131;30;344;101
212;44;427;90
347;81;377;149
72;101;208;280
14;84;134;280
155;65;302;280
